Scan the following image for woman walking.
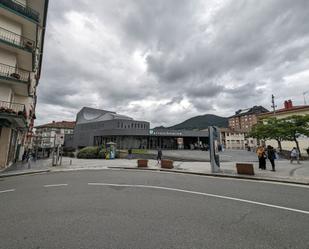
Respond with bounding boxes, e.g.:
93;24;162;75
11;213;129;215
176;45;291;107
257;146;266;170
266;145;276;171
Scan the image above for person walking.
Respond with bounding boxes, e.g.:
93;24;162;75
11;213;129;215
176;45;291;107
257;146;266;170
128;148;132;160
157;148;162;165
266;145;276;171
290;147;300;164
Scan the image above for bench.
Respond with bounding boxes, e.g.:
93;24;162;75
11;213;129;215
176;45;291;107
236;163;254;175
137;159;148;168
161;159;174;169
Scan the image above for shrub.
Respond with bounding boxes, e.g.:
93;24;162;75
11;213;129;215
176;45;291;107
77;146;99;159
98;148;106;159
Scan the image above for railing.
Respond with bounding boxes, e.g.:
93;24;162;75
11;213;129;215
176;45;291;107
0;62;30;83
0;26;35;51
0;0;39;22
0;100;26;117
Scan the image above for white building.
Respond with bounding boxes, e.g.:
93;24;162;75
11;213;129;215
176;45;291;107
35;121;75;149
220;128;257;150
0;0;49;168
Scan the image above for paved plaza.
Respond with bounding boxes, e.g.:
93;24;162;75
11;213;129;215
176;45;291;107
1;150;308;184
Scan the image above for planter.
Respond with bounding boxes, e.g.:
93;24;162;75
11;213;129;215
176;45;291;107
161;159;174;169
10;73;20;80
137;159;148;168
236;163;254;175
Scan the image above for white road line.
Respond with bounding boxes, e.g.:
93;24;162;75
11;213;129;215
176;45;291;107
122;169;309;188
0;189;15;194
88;183;309;215
44;184;68;188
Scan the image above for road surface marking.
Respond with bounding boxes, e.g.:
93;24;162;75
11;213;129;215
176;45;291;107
113;168;309;188
0;189;15;194
88;183;309;215
44;184;68;188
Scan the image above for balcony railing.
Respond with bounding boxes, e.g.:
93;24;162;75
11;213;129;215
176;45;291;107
0;100;26;118
0;26;35;52
0;0;39;23
0;62;30;83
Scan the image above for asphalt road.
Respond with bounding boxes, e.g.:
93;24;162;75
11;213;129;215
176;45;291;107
0;169;308;249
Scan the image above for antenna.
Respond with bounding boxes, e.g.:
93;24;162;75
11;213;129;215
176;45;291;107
303;90;309;105
271;94;277;114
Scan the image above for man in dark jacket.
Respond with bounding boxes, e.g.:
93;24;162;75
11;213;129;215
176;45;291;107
157;148;162;165
267;145;276;171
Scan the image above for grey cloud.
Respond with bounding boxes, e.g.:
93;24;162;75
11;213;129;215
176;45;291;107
36;0;309;126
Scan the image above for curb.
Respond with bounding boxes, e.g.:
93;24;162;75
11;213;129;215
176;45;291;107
107;166;309;186
0;169;50;178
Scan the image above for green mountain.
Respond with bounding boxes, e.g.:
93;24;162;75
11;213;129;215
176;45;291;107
156;114;228;130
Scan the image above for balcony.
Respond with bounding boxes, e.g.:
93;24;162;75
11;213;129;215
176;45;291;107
0;26;35;52
0;62;30;84
0;100;27;128
0;0;39;23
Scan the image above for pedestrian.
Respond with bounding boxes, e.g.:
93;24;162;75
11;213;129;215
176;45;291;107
128;148;132;160
257;146;266;170
266;145;276;171
290;147;300;164
157;148;162;165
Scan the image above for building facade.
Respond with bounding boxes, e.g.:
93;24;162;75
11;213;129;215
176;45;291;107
219;128;257;150
35;121;75;149
258;100;309;154
0;0;49;168
228;106;269;132
70;107;209;150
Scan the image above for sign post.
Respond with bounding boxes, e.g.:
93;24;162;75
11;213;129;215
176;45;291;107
208;126;220;173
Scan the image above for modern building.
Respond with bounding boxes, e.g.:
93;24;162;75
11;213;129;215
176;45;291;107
228;106;269;132
68;107;209;150
0;0;49;168
35;120;75;149
258;100;309;154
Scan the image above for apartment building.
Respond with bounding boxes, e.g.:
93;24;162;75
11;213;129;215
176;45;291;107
35;121;75;149
219;128;258;150
0;0;49;168
228;106;269;132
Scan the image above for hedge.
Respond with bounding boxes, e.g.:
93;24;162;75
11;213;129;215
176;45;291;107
77;146;99;159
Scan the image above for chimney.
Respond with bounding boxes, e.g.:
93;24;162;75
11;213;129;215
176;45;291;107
288;99;293;109
284;101;288;109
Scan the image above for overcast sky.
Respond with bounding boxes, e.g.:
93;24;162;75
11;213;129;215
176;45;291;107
36;0;309;127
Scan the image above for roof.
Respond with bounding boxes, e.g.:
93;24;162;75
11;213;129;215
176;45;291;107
76;107;133;124
36;121;76;129
258;105;309;118
230;106;269;118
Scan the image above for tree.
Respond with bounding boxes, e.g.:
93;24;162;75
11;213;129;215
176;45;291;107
281;115;309;156
248;118;287;151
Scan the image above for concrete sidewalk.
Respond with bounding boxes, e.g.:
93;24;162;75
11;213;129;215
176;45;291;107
49;157;309;185
1;156;308;184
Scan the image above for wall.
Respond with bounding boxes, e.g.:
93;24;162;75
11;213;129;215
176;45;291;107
266;138;309;155
0;48;17;66
0;85;12;102
0;128;11;168
0;15;22;36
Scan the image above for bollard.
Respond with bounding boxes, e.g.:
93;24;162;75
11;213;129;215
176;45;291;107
70;159;72;165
